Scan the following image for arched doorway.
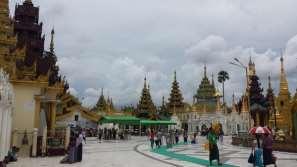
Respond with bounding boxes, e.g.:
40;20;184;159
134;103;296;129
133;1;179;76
201;124;208;136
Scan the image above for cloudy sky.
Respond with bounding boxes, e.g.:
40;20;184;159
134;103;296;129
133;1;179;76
10;0;297;108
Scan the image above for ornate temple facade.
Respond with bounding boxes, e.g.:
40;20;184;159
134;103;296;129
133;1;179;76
0;0;70;157
136;77;157;119
227;94;249;134
247;56;297;138
171;66;229;134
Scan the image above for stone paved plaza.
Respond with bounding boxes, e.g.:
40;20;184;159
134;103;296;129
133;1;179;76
7;136;297;167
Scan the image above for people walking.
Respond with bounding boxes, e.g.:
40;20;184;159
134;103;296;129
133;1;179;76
183;130;188;144
149;129;155;149
262;133;276;167
207;127;222;166
98;128;103;143
156;130;162;148
60;132;76;164
76;131;83;162
82;129;86;144
252;140;264;167
175;129;179;144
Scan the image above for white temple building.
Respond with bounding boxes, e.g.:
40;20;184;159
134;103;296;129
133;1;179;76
0;69;14;162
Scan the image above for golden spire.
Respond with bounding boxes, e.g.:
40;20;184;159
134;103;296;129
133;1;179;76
241;96;248;113
279;54;289;97
50;27;55;53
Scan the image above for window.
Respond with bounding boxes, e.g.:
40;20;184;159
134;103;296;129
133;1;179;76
75;115;79;121
280;101;284;107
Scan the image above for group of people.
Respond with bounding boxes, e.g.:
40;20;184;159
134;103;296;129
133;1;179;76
97;127;118;141
97;127;131;142
60;130;85;164
147;129;198;149
250;133;276;167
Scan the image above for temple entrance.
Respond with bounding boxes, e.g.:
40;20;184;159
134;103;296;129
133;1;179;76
201;124;208;136
182;123;188;131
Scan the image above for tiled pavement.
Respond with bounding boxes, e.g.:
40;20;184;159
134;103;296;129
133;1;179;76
7;136;297;167
137;136;297;167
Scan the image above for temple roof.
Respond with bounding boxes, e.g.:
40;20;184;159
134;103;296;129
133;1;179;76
167;71;184;111
194;65;216;100
279;54;290;98
136;77;156;119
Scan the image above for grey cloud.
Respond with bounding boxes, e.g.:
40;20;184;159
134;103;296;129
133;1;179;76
9;0;297;108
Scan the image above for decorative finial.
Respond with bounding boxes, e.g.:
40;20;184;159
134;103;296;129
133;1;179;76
249;56;252;65
211;73;214;86
174;70;177;81
144;76;147;88
162;96;165;106
101;88;104;96
268;75;272;89
232;93;235;104
280;53;284;73
204;64;207;77
50;27;55;53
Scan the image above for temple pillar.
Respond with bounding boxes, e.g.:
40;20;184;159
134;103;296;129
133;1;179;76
34;96;41;129
42;127;47;156
32;128;38;157
5;108;12;156
12;128;18;148
50;102;57;136
65;126;70;150
0;108;8;161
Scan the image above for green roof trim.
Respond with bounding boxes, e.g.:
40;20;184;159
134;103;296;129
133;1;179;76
98;116;177;125
98;116;140;125
140;120;177;125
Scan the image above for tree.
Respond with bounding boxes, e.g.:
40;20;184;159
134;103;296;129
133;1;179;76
217;70;230;106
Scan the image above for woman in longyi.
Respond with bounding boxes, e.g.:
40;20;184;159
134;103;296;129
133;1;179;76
207;123;222;166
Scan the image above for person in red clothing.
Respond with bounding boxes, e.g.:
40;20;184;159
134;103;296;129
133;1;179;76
149;129;155;149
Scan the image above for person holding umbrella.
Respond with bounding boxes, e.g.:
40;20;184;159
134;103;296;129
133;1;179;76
249;126;273;166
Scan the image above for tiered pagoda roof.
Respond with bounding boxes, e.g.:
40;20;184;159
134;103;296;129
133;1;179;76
0;0;67;90
0;0;18;74
194;65;216;102
92;89;116;115
167;71;184;113
136;77;156;119
93;88;108;113
266;76;275;115
159;96;170;118
193;65;218;112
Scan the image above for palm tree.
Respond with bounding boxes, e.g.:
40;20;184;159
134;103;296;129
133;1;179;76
217;70;230;106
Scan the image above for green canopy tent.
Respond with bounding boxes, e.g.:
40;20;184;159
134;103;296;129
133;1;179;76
140;120;177;125
98;116;140;125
